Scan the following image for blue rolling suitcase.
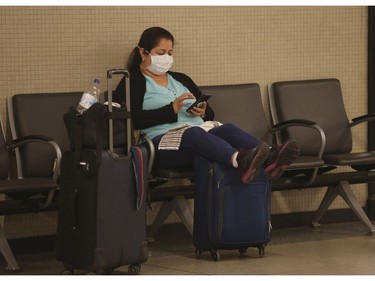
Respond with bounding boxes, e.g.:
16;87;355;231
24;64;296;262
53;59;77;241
193;155;272;261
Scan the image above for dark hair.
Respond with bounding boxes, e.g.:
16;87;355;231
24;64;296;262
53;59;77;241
127;27;175;72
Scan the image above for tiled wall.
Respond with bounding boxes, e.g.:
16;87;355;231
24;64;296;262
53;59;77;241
0;6;368;238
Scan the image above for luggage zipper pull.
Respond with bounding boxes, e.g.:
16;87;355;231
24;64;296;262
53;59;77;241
72;189;78;230
217;171;224;189
268;221;273;232
210;163;223;189
79;161;89;172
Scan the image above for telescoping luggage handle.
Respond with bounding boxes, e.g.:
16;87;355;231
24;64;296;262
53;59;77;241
107;68;131;154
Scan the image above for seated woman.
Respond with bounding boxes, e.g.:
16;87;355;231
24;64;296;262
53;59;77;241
114;26;300;184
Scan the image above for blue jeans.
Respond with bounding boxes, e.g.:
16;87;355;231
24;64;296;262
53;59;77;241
152;123;261;169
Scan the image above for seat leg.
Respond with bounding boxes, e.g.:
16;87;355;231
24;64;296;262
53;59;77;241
149;195;194;237
149;201;174;238
337;181;375;234
0;224;20;271
312;181;375;234
170;195;193;236
312;185;339;227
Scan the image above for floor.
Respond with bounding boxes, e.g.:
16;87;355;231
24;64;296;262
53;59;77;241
1;221;375;275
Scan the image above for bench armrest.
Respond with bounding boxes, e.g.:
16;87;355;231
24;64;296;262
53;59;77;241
8;135;62;183
139;134;155;175
350;113;375;127
271;118;326;159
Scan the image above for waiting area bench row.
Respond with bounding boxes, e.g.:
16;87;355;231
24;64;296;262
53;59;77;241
1;78;375;271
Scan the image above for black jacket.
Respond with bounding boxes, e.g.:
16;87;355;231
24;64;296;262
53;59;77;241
113;70;214;130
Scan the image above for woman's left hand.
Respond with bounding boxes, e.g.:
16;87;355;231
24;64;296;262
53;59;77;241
189;101;207;117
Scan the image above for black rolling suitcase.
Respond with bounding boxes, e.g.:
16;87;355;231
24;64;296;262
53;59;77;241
193;155;271;261
56;69;148;275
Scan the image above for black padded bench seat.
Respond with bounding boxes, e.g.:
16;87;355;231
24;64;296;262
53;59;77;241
149;183;194;202
0;199;58;216
272;171;375;191
148;170;375;203
2;80;374;273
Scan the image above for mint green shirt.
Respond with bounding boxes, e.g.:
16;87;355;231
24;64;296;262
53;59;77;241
142;74;204;139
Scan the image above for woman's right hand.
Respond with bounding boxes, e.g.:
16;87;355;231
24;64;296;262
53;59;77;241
173;93;195;113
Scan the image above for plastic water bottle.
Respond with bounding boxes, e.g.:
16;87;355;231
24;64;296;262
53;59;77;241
76;79;101;114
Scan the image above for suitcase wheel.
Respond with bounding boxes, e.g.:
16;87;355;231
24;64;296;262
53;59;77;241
128;264;141;275
62;263;74;275
239;248;248;255
104;268;115;274
258;245;265;258
88;268;114;275
195;248;202;258
210;249;220;262
196;248;220;261
62;269;73;275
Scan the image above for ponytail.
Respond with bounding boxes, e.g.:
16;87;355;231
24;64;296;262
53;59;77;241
127;47;142;73
126;27;174;73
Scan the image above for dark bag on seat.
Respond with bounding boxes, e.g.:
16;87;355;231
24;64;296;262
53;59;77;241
57;69;148;275
64;103;133;152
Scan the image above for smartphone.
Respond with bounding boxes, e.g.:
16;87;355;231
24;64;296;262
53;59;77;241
185;94;212;113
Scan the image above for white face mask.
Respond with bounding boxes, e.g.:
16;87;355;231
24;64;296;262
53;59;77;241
147;54;174;75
